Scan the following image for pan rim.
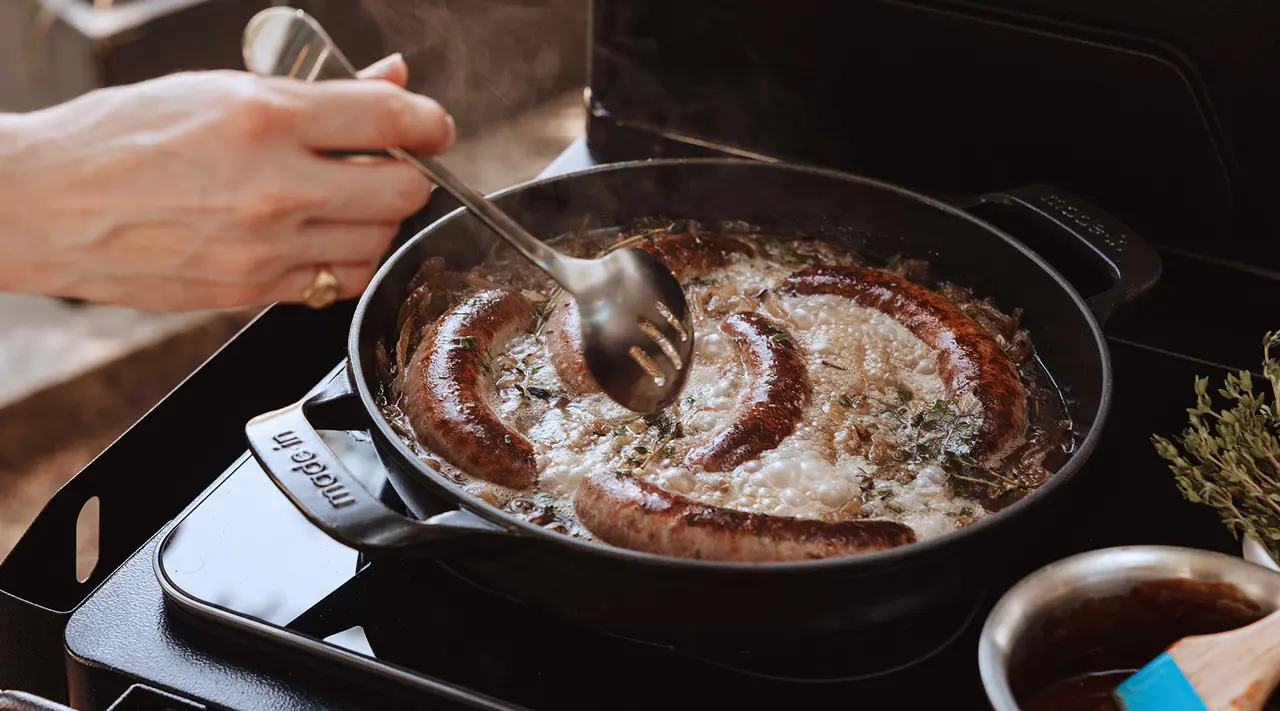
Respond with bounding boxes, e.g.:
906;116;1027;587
348;156;1113;574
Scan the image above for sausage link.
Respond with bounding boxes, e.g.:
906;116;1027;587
545;233;755;394
573;470;916;561
780;266;1028;461
684;312;811;472
403;288;538;489
635;232;756;274
542;296;595;393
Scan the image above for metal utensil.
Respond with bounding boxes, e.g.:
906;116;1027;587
241;7;693;413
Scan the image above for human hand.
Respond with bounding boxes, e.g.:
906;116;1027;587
0;53;452;311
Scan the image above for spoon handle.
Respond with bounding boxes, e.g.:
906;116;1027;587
242;7;573;283
389;149;570;280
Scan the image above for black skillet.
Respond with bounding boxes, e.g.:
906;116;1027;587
244;158;1159;647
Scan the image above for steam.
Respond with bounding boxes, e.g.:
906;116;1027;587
356;0;587;138
585;2;806;163
434;90;584;193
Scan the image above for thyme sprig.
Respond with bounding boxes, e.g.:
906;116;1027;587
636;409;683;470
1153;331;1280;561
945;454;1019;498
904;399;982;462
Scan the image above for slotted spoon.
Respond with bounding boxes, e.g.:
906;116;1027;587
241;7;693;413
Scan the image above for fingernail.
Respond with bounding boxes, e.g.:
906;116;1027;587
358;52;403;78
443;112;457;149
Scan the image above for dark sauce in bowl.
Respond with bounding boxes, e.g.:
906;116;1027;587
1013;579;1280;711
1024;671;1131;711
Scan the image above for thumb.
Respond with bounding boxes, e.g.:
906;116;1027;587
356;52;408;86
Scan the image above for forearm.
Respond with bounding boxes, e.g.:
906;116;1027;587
0;113;28;290
0;112;24;232
0;110;70;298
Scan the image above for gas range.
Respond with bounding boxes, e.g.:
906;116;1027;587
6;0;1280;704
0;134;1260;710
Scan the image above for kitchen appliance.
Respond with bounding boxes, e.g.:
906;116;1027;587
2;0;1278;708
2;141;1265;711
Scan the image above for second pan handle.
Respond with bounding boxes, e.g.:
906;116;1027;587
952;184;1162;324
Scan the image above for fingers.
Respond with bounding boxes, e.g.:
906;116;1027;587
56;273;258;312
63;262;379;312
287;78;455;155
263;262;378;305
295;221;400;264
179;220;398;285
356;53;408;86
262;52;443;224
304;157;434;221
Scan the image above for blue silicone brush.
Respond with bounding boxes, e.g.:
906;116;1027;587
1112;607;1280;711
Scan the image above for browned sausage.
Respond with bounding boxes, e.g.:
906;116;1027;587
573;470;916;561
402;288;537;489
635;232;755;273
542;296;595;394
684;312;812;472
545;233;756;394
779;266;1028;461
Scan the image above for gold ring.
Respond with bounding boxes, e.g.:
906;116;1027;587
301;265;340;309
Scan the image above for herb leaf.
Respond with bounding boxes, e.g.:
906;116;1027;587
1154;330;1280;562
901;399;982;463
642;412;678;439
453;335;477;350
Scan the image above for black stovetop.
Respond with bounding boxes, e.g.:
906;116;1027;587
54;136;1280;711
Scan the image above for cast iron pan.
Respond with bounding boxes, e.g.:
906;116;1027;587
244;159;1160;646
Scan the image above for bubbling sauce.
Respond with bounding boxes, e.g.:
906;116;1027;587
377;223;1073;549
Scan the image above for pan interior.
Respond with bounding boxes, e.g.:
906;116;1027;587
350;160;1108;569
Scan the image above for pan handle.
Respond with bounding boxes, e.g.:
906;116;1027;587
245;370;512;557
952;185;1161;324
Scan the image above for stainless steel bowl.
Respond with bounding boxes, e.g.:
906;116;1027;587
979;545;1280;710
1245;535;1280;572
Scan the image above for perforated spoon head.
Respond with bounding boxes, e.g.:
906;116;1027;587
570;248;694;413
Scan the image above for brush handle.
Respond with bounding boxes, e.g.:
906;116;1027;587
1171;608;1280;711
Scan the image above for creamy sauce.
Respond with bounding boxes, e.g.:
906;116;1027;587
379;226;1072;548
